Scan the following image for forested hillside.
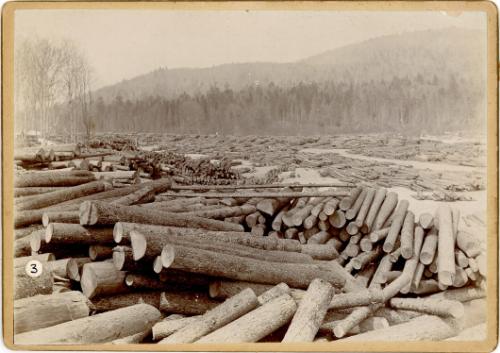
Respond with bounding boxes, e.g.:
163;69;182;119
53;27;486;135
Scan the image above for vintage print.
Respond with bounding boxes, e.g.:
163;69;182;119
3;3;497;350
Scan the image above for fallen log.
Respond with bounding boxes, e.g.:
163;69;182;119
45;223;114;246
14;291;90;334
41;211;80;227
383;200;409;253
15;303;161;344
159;190;350;199
389;297;464;319
162;288;259;343
89;245;114;261
154;315;201;341
361;188;386;233
159;290;220;315
400;211;415;259
354;188;375;229
14;170;96;188
197;294;297;343
80;261;128;299
345;188;367;220
420;226;438;264
282;278;333;342
373;191;398;231
80;201;244;232
14;266;53;300
437;205;456;286
90;291;162;312
171;183;353;190
339;187;363;211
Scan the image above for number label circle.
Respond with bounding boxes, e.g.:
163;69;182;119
25;260;43;278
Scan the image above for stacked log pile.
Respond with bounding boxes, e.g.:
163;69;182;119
13;170;487;344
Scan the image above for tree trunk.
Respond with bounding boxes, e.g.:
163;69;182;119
400;211;415;259
14;170;96;188
373;192;398;231
42;211;80;227
420;226;438;264
196;294;297;343
162;288;259;343
345;188;367;220
80;201;244;232
282;278;333;342
80;261;128;299
437;205;456;286
361;188;387;234
383;200;409;253
15;303;161;344
14;266;53;299
159;290;220;315
14;291;90;334
354;188;375;228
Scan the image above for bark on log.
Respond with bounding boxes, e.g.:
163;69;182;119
45;223;114;246
329;210;347;229
89;245;114;261
14;266;53;300
14;291;90;334
354;188;375;228
162;288;259;343
154;315;201;341
161;191;349;199
389;297;464;318
400;211;415;259
345;188;367;220
322;198;339;216
420;226;438;264
361;188;386;233
456;231;481;258
80;261;128;299
159;290;220;315
15;303;161;344
329;288;384;310
110;185;157;206
90;291;162;312
400;226;425;294
339;187;363;211
373;192;398;231
42;211;80;227
80;201;244;232
14;170;96;188
179;205;256;220
429;286;486;302
437;205;456;286
383;200;409;253
282;278;333;342
15;187;64;198
197;294;297;343
257;198;291;217
16;181;111;211
161;244;354;290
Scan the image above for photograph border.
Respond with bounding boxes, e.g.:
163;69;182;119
2;1;498;351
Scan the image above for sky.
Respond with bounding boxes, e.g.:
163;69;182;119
15;9;486;88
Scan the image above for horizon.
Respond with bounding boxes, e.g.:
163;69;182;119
15;10;485;89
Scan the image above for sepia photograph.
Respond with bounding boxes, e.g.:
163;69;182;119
2;2;497;350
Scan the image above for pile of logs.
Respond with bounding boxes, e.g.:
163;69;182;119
13;170;487;344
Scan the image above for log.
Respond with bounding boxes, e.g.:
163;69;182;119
89;245;114;261
307;230;331;245
368;227;390;242
420;226;438;264
322;198;339;216
154;315;201;341
66;257;91;281
179;204;257;220
90;291;162;312
15;210;49;229
160;191;349;199
113;246;151;271
197;294;297;343
419;213;434;230
456;231;481;258
45;223;114;246
429;286;486;302
16;181;111;211
14;170;96;188
171;183;353;190
437;205;456;286
345;188;367;221
332;304;379;338
351;246;383;270
389;297;464;318
162;288;259;343
373;191;398;231
111;329;151;344
130;230;314;264
41;211;80;227
329;210;346;229
400;211;415;259
354;188;375;228
80;261;128;299
257;198;291;217
14;266;53;299
339;187;363;211
371;255;393;284
159;290;220;315
14;291;90;334
209;280;282;300
272;205;290;231
300;244;339;260
383;200;409;253
15;303;161;344
282;278;333;342
80;201;244;232
15;187;64;198
400;226;425;294
161;244;355;290
110;185;157;206
361;188;386;233
329;288;385;311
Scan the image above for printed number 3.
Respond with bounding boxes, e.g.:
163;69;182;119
30;264;38;274
25;260;43;278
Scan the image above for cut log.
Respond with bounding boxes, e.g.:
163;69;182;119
160;244;355;290
368;227;390;242
329;210;346;229
66;257;91;281
419;213;434;230
90;291;162;312
339;187;363;211
14;291;90;334
383;200;409;253
14;170;96;188
437;205;456;286
80;261;128;299
45;223;114;246
110;185;157;206
111;330;151;344
15;187;64;198
179;204;257;220
16;181;111;211
371;255;393;284
307;230;331;245
420;226;438;265
400;226;425;294
89;245;114;261
354;188;375;228
15;303;161;344
197;294;297;343
161;190;349;199
361;188;386;233
345;188;367;220
162;288;259;343
389;297;464;319
429;286;486;302
282;278;333;342
373;191;398;231
80;201;244;232
42;211;80;227
14;266;53;299
400;211;415;259
154;315;201;341
159;290;220;315
456;231;481;258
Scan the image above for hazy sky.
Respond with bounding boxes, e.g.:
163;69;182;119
15;9;485;88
